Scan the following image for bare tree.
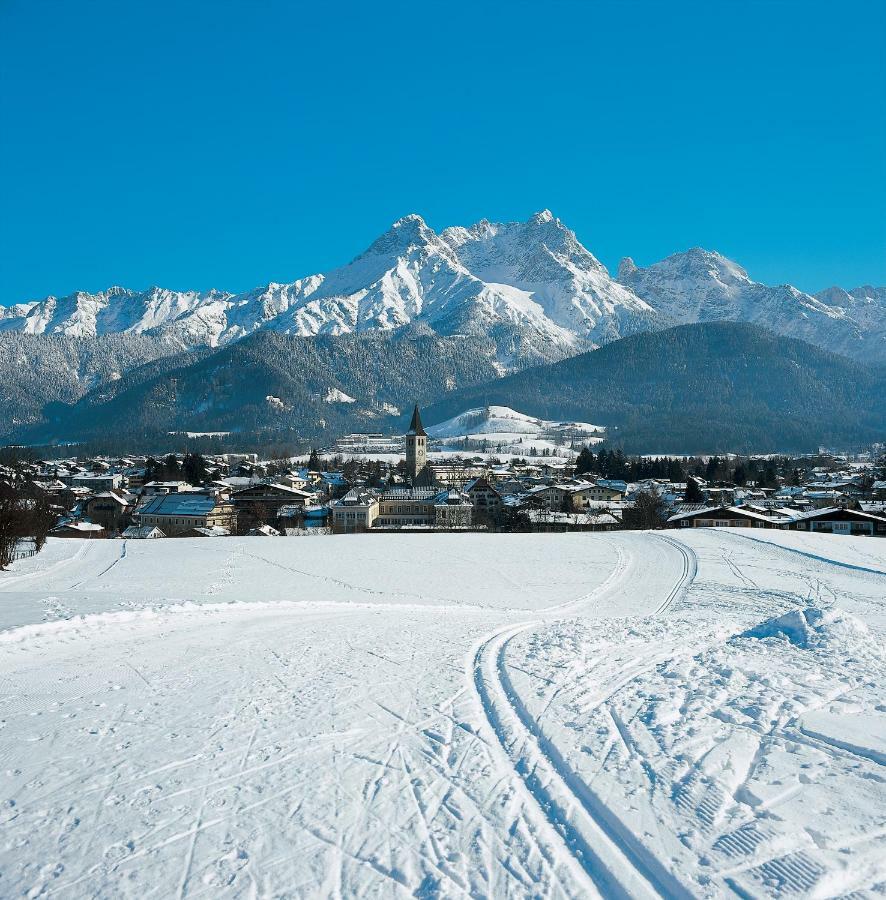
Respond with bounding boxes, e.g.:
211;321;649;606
622;490;667;531
0;494;29;570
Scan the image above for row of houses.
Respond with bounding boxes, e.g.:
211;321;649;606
668;504;886;536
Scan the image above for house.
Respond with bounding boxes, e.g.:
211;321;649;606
667;505;786;529
51;521;106;538
232;483;317;527
135;493;235;536
464;477;502;523
82;491;135;533
532;482;610;511
526;510;620;532
141;481;192;496
331;490;379;532
787;507;886;536
71;473;123;492
431;490;473;528
122;525;166;539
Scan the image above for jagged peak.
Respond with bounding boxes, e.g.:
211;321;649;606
392;212;428;229
617;257;638;280
529;209;555;224
362;213;439;257
652;247;750;280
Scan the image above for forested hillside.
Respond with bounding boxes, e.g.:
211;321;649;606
0;332;199;434
424;323;886;453
14;330;505;446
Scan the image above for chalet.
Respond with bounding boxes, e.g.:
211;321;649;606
788;507;886;536
122;524;166;539
135;493;235;536
51;521;106;538
667;505;786;529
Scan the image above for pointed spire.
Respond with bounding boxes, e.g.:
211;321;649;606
407;404;426;437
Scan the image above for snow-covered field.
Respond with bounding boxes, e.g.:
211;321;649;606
0;531;883;898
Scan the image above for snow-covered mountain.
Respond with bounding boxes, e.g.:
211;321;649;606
617;249;886;362
0;212;654;369
2;214;883;366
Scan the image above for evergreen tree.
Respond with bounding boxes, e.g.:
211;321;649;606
685;476;704;503
575;446;595;475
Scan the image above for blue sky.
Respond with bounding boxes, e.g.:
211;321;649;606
1;0;884;303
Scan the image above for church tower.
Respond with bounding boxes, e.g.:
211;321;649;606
405;404;428;484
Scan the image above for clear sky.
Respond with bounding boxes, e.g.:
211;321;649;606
1;0;884;304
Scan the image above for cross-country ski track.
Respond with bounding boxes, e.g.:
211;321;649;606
0;530;883;898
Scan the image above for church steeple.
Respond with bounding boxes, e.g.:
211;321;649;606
405;404;428;482
407;404;426;437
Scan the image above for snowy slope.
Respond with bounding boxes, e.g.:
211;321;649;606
426;404;605;456
618;248;886;361
1;531;883;897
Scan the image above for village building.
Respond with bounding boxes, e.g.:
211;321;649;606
122;524;166;539
668;504;886;536
331;489;379;532
525;509;621;532
82;491;136;533
405;405;431;485
70;472;123;492
135;493;235;536
789;506;886;536
667;505;789;529
51;520;106;538
231;483;317;527
464;477;503;523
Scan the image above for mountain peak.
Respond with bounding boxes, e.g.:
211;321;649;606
617;257;638;280
392;213;427;228
530;209;555;225
362;213;438;257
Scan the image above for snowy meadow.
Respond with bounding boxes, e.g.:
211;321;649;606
0;531;883;898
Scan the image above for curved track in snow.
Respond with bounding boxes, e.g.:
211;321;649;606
470;533;698;898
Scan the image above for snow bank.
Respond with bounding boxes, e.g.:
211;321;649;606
739;606;869;649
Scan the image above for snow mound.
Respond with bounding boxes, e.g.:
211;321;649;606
739;606;868;649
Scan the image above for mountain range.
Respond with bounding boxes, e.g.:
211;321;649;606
1;211;883;451
3;211;883;367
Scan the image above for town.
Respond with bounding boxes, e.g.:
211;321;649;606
1;404;884;567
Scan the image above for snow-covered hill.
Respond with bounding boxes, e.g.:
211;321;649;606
617;249;886;361
427;405;604;457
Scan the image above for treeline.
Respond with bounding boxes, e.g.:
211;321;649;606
575;445;802;488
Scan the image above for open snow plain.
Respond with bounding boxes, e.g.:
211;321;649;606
0;531;883;898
